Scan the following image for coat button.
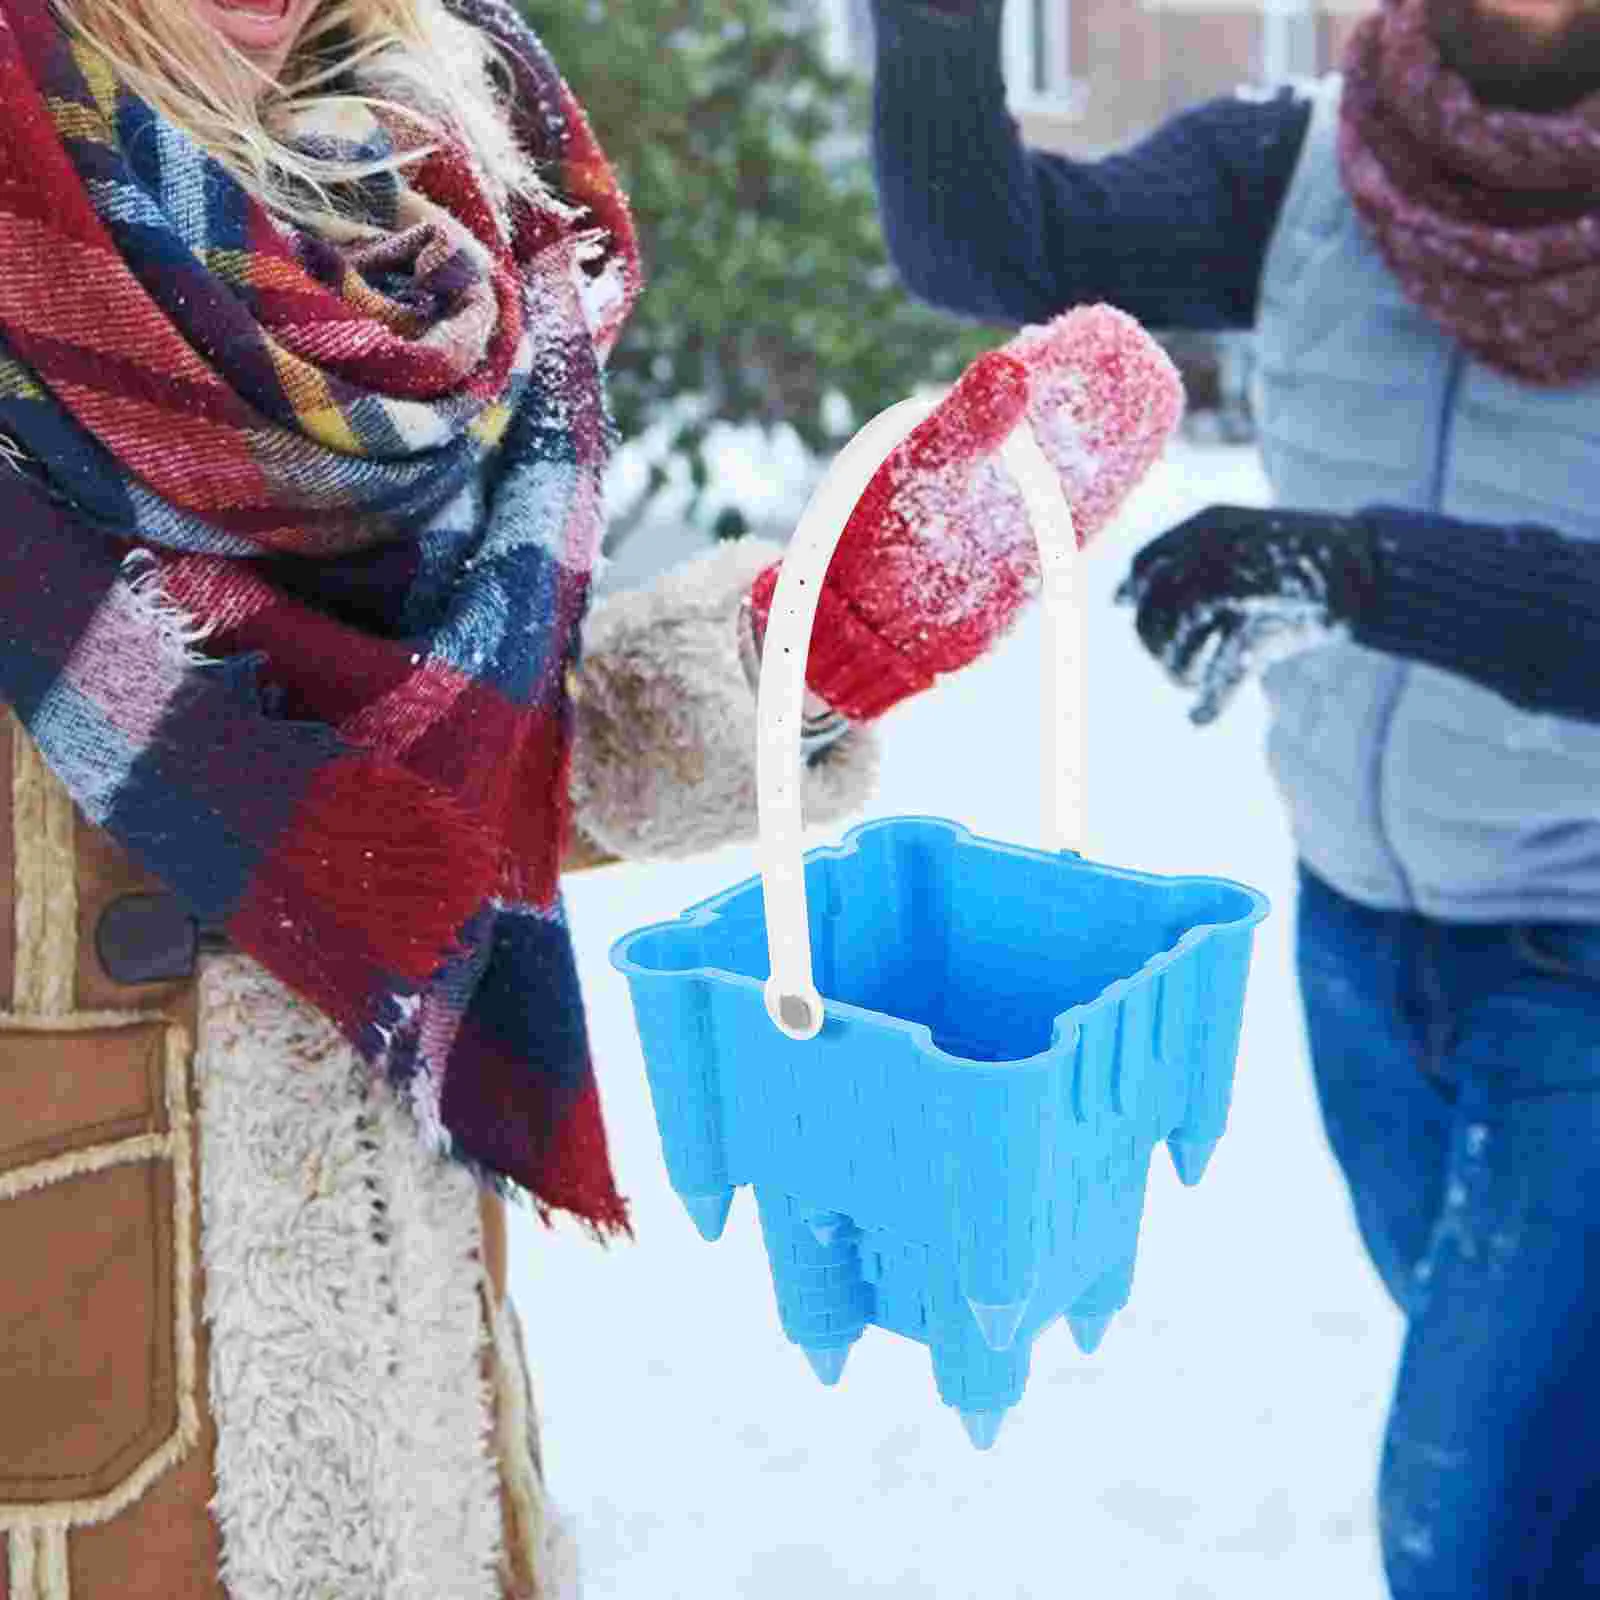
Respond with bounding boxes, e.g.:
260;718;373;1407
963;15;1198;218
95;893;201;985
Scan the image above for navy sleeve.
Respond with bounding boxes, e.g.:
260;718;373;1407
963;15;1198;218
869;0;1312;330
1353;506;1600;724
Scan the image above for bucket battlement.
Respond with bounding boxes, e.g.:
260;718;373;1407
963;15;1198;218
614;814;1263;1069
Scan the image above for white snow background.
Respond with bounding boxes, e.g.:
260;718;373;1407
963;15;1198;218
508;436;1400;1598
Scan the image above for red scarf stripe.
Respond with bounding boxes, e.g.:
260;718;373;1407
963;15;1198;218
262;261;526;404
0;34;117;249
65;389;281;510
18;329;258;432
0;221;247;406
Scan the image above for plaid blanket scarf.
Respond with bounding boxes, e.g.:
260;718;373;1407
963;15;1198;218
0;0;640;1233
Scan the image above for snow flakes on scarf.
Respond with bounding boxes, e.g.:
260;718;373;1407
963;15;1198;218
0;0;641;1232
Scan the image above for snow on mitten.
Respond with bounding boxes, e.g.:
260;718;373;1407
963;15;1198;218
567;537;881;862
1114;504;1378;724
747;304;1185;721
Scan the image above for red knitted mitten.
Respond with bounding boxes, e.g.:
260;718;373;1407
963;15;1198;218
747;304;1184;722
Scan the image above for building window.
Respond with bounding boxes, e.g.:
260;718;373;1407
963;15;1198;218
843;0;874;64
1258;0;1322;86
814;0;1086;113
1004;0;1085;114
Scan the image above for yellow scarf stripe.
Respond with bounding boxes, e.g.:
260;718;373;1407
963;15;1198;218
204;250;319;294
46;97;113;146
469;402;513;449
298;405;365;453
342;265;421;331
0;357;47;403
264;346;364;454
47;42;118;147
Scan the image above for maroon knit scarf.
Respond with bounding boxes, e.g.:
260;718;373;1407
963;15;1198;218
1339;0;1600;386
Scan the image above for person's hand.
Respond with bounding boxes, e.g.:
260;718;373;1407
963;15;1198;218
1114;505;1377;725
567;538;879;863
746;304;1185;724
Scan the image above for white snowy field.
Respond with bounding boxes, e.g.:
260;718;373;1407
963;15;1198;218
508;439;1402;1599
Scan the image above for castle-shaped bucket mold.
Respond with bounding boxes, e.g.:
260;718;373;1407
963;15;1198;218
609;395;1269;1451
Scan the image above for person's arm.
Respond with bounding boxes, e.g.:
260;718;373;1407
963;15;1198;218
1352;506;1600;724
869;0;1312;329
1117;502;1600;725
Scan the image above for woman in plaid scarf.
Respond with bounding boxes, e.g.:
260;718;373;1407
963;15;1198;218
0;1;1181;1594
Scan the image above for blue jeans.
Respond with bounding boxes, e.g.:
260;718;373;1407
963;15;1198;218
1296;864;1600;1598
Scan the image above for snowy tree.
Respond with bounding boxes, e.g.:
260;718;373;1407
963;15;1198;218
521;0;997;549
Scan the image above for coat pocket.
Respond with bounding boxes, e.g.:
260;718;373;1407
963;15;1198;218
0;1015;199;1516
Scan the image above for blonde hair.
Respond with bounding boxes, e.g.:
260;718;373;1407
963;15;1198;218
50;0;555;231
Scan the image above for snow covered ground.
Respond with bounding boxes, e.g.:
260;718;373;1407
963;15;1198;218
509;438;1402;1599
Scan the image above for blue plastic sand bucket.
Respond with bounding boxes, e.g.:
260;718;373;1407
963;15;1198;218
610;396;1270;1450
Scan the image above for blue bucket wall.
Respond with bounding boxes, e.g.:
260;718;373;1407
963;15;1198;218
612;816;1267;1447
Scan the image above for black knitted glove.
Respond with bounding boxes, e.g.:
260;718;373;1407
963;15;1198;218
1114;505;1378;725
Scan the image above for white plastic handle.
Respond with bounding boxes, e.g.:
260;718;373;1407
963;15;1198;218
757;393;1082;1041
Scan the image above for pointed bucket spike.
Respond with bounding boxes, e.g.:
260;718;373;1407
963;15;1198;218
801;1207;849;1247
679;1188;735;1241
966;1294;1032;1352
958;1408;1008;1451
1168;1134;1220;1187
1068;1312;1113;1355
801;1344;851;1387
